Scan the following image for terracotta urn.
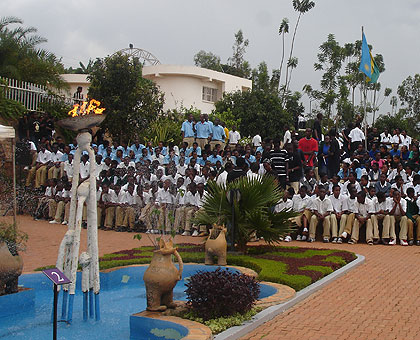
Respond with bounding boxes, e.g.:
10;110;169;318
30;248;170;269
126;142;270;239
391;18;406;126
0;242;23;296
205;224;227;266
143;239;183;312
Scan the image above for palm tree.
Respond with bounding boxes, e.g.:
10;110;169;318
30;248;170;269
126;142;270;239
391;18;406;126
285;57;298;94
0;16;65;88
278;18;289;91
194;176;295;253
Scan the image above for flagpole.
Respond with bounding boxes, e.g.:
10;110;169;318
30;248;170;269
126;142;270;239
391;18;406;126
362;26;368;150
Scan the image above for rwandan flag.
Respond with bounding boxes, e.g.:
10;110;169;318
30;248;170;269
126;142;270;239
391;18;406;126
359;32;380;83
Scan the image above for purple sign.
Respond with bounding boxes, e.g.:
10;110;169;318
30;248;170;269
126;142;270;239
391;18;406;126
42;268;71;285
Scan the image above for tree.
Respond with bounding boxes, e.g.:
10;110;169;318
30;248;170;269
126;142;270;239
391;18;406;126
193;50;222;72
0;16;66;88
64;59;95;74
375;109;419;138
214;89;292;139
282;0;315;100
227;30;251;78
278;17;289;89
87;53;165;143
194;176;295;253
397;74;420;119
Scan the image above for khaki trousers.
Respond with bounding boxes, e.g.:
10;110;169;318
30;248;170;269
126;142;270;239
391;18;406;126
48;166;61;179
407;215;420;241
26;165;47;187
122;207;136;229
369;214;384;241
174;206;186;232
184;207;198;232
48;199;57;219
309;215;331;239
293;209;312;228
54;201;65;222
183;137;195;147
196;138;208;150
140;203;154;230
351;218;373;243
157;206;173;232
104;206;115;229
330;214;348;238
383;215;408;240
342;213;355;236
115;206;126;227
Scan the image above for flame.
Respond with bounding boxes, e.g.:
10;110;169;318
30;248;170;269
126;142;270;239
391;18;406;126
68;99;106;117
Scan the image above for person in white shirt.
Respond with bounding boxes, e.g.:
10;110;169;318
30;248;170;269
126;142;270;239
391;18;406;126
155;179;175;232
348;123;365;152
26;143;52;188
383;190;408;245
173;178;188;232
34;178;55;220
274;189;293;213
283;125;292;146
292;186;313;241
47;143;64;180
181;182;200;236
79;154;90;180
48;182;63;223
400;130;412;148
193;183;209;237
369;191;388;245
117;183;137;231
329;185;348;243
140;184;155;232
216;163;233;187
152;148;165;165
176;158;187;176
63;154;74;181
49;182;72;225
228;126;241;147
380;129;392;145
349;191;373;244
100;184;120;230
338;185;358;243
309;186;333;243
252;134;262;147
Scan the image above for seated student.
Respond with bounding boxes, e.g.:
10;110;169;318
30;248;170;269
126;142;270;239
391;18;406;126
48;182;63;223
383;190;408;246
367;186;376;200
337;160;351;181
338;185;358;243
49;182;71;225
328;175;343;194
34;178;56;220
388;163;407;184
374;173;391;197
118;183;137;232
140;183;155;233
349;191;373;244
100;184;119;230
155;179;175;233
299;168;317;196
274;187;294;242
181;183;200;236
173;177;187;233
317;173;331;195
368;162;381;185
292;185;313;241
369;191;388;244
359;175;370;193
309;186;333;243
405;187;420;246
342;173;362;196
391;174;411;198
330;185;347;243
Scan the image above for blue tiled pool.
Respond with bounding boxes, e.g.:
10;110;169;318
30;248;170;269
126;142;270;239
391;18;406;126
0;265;276;340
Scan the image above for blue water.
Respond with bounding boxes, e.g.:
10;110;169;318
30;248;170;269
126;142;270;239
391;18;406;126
0;265;276;340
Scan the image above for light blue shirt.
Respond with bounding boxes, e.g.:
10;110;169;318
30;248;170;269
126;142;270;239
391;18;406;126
130;143;145;155
60;153;69;162
243;154;256;166
195;121;211;139
186;147;201;157
163;154;179;165
97;144;106;155
136;154;152;164
155;146;167;156
181;121;195;138
208;154;223;165
112;155;123;164
212;125;226;141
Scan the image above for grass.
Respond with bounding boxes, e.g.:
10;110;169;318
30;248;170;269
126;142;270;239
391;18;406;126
35;243;356;292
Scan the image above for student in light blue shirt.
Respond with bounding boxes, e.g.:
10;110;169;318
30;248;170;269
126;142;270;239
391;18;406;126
186;142;202;157
208;150;223;165
97;140;109;156
181;114;195;147
163;151;180;165
210;118;226;150
130;139;145;156
112;150;124;164
136;148;152;165
195;115;211;150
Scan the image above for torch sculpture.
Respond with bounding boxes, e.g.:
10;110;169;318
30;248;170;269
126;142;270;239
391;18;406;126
56;100;105;323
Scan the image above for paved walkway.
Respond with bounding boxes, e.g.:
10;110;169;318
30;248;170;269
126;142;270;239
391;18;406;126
241;241;420;340
4;216;420;339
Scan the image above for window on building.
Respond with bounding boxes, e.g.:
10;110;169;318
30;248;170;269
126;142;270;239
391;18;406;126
202;86;218;103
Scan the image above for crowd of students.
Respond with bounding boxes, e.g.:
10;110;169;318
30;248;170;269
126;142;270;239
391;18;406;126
25;112;420;245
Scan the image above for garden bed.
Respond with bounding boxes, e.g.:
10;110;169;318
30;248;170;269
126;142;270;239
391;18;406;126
94;244;356;292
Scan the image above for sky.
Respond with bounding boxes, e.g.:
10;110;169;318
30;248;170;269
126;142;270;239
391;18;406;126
3;0;420;118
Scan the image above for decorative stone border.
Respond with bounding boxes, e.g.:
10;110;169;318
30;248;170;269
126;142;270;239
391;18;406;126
214;254;365;340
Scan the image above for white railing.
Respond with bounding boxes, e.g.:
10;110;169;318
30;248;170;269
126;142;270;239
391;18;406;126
0;77;74;112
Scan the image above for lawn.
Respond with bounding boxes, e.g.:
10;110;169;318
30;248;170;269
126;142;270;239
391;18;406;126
97;243;356;291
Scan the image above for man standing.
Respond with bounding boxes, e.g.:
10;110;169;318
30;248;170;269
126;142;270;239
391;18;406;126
228;126;241;148
210;118;226;150
298;128;318;169
195;115;211;150
313;113;323;141
348;123;365;152
181;114;195;147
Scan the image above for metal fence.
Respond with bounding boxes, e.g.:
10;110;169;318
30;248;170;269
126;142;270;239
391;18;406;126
0;77;73;112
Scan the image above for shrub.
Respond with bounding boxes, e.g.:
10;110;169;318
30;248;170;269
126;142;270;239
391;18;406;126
185;268;260;320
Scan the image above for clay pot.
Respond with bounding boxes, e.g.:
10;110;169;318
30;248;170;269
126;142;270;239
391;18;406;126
205;225;227;266
143;239;183;312
0;242;23;296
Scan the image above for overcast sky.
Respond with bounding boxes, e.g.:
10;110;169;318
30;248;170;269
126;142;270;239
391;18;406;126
3;0;420;117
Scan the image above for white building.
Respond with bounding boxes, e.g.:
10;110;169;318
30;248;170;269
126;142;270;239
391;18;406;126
60;65;252;113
